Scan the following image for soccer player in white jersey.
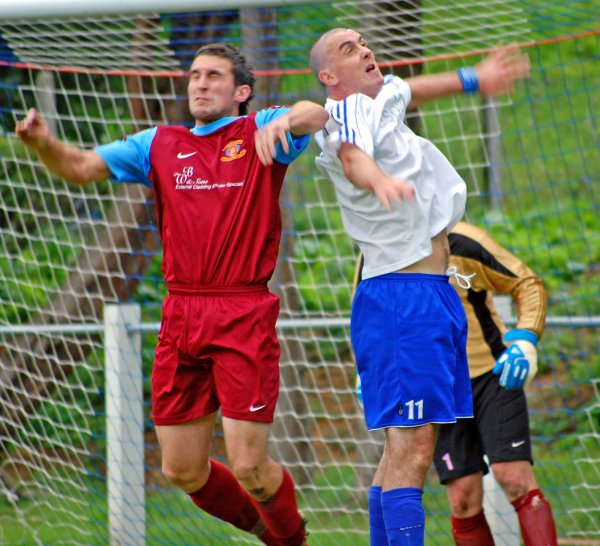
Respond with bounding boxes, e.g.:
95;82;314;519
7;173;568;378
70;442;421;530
309;28;530;545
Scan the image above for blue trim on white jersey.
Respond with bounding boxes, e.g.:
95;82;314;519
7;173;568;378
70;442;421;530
331;97;361;148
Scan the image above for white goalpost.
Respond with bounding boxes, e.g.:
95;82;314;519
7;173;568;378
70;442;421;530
0;0;315;20
0;1;598;545
104;304;144;546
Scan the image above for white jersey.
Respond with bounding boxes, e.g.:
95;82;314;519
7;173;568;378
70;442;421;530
315;75;467;279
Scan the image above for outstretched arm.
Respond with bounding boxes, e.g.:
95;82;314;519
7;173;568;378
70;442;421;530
254;100;329;165
406;45;530;109
338;143;415;212
15;108;110;185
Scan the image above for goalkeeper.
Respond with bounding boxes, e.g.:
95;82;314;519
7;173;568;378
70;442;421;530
16;42;326;546
433;221;557;545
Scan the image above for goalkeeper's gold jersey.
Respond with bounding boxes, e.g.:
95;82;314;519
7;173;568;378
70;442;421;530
447;221;546;378
353;221;547;379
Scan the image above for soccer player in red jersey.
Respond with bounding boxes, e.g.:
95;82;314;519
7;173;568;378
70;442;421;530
16;43;328;546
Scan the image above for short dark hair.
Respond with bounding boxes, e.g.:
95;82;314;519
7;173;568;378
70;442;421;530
192;43;256;115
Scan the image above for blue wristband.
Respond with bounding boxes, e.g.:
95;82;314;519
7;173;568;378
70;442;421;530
504;329;538;346
457;66;479;94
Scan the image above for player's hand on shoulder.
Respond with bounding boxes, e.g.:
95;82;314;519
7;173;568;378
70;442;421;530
373;176;415;212
15;108;53;151
492;329;538;389
255;115;291;166
476;45;530;96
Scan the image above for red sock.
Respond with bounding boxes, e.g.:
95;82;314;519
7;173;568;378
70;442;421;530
253;468;306;546
512;489;558;546
188;459;278;545
451;510;495;546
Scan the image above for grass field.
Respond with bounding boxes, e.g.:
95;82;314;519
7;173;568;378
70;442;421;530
2;437;599;545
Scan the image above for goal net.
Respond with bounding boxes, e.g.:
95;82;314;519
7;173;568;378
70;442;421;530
0;1;598;544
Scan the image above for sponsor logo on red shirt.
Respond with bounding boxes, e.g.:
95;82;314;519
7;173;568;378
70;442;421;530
221;139;247;162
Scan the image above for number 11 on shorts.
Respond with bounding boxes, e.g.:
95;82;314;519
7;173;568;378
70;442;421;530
405;399;424;420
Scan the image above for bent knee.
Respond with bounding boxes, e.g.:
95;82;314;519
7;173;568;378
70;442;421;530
229;459;263;486
492;462;537;502
406;442;436;476
229;457;279;500
448;493;482;518
162;460;209;492
446;475;484;518
496;474;530;501
447;490;482;517
411;453;434;479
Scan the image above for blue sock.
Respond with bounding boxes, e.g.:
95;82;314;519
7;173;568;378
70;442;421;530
381;487;425;546
369;485;388;546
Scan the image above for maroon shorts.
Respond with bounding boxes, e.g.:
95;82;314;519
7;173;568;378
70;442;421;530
151;286;280;426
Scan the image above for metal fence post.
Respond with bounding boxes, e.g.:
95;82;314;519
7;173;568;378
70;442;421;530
104;303;145;546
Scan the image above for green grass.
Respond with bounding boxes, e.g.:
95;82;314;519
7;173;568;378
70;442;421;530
3;437;598;545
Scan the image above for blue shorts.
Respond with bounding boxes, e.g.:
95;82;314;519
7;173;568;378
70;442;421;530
351;273;473;430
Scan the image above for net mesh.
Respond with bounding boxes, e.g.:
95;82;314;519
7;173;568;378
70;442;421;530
0;1;598;544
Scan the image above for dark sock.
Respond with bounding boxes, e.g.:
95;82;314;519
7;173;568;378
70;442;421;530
451;510;494;546
188;459;278;545
512;489;558;546
252;468;306;546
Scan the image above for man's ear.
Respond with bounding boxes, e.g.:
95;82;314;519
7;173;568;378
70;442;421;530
318;69;337;87
234;84;252;103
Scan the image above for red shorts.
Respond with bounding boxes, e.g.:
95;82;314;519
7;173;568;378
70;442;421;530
151;287;280;426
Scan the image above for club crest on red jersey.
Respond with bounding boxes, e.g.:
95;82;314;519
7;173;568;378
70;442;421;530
221;139;247;162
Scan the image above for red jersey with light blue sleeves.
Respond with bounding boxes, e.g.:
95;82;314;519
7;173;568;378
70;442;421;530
150;114;287;288
95;109;309;289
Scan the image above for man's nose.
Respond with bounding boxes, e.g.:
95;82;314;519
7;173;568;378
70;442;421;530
195;75;209;88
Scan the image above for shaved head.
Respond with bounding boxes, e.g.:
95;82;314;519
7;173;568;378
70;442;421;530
309;28;384;100
309;28;348;83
